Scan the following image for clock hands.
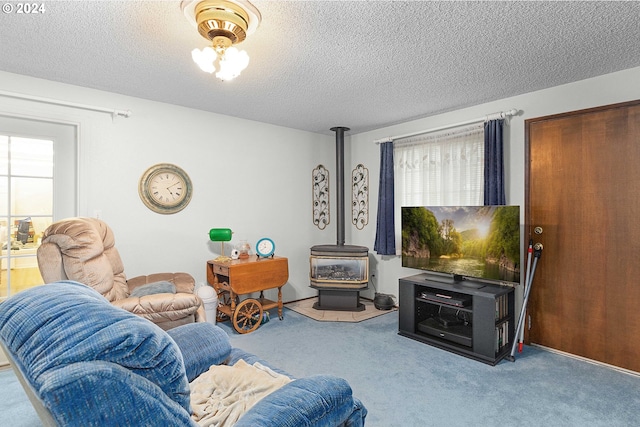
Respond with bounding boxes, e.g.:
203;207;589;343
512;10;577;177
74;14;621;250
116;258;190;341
165;181;182;197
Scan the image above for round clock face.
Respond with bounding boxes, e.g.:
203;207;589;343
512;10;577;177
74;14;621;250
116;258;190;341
256;238;275;257
139;163;193;214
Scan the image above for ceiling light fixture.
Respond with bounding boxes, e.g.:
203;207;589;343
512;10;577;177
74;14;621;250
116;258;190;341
181;0;261;81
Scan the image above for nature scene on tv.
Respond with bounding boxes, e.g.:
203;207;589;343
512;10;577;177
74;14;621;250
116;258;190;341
402;206;520;283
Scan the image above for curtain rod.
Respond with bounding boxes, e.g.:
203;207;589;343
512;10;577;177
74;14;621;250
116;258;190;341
0;90;131;118
374;108;518;144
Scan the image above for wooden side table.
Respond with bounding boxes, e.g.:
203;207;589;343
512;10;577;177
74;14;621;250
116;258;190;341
206;256;289;333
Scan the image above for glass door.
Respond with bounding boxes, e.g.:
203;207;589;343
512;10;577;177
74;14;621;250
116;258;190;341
0;115;77;299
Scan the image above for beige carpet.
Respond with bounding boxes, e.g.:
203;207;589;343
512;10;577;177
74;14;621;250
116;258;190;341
285;297;397;322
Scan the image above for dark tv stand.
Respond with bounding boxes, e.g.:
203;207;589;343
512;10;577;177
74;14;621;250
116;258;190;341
398;273;514;365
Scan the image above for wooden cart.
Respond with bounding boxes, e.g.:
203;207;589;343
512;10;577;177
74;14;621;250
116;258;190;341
206;256;289;334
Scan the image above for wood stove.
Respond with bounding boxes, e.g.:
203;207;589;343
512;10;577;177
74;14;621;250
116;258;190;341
310;244;368;311
310;127;369;311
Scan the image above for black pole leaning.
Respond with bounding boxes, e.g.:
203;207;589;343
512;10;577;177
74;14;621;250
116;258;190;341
507;243;543;362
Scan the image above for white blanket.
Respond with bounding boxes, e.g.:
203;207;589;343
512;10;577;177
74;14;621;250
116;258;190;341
190;360;292;427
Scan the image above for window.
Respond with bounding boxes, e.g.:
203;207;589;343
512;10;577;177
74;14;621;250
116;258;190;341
394;123;484;206
388;123;484;254
0;116;77;299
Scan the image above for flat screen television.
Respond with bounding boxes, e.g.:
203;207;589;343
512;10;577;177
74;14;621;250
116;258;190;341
402;206;520;286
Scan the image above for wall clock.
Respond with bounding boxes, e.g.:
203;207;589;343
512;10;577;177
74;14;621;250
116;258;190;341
255;237;275;258
139;163;193;214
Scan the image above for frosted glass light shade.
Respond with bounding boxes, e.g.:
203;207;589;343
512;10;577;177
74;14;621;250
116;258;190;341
191;46;249;81
192;47;217;73
216;47;250;81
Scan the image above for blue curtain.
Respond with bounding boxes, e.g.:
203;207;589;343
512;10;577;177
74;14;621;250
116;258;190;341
483;119;506;205
374;142;396;255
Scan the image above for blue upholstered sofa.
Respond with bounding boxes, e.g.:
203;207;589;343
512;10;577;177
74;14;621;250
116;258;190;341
0;281;367;426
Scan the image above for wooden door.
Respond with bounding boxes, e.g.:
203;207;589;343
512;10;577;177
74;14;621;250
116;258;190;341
525;100;640;372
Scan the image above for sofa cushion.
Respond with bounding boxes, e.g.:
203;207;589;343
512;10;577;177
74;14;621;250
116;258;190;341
130;280;177;297
167;322;232;382
0;281;192;423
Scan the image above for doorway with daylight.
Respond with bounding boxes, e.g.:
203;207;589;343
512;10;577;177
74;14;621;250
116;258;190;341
0;114;78;299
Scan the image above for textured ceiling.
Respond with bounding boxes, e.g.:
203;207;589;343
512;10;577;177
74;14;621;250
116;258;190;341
1;1;640;135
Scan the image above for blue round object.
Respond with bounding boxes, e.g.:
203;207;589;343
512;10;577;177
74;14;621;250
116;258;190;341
255;237;275;257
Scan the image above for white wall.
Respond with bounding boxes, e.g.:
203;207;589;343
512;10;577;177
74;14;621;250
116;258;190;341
348;66;640;300
2;66;640;305
0;70;337;303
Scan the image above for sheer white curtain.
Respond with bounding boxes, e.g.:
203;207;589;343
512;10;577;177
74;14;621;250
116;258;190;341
394;123;484;207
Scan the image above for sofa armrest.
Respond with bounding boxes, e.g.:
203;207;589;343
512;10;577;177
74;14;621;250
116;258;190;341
166;322;232;382
226;347;292;377
36;241;66;283
235;375;361;427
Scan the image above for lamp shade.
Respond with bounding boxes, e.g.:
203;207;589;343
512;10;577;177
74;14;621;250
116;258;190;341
209;228;233;242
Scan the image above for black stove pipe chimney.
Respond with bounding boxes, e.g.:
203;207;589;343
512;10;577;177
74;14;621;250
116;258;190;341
330;126;349;246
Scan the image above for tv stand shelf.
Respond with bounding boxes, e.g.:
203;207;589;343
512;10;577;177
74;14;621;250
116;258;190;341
399;273;515;365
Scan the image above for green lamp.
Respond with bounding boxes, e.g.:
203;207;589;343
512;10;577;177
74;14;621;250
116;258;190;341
209;228;233;261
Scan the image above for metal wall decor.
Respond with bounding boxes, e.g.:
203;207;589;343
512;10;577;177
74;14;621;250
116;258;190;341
351;164;369;230
312;164;330;230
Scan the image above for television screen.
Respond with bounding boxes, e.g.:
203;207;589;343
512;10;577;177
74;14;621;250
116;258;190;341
402;206;520;285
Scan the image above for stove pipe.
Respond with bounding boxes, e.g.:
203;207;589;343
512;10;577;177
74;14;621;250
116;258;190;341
330;126;349;246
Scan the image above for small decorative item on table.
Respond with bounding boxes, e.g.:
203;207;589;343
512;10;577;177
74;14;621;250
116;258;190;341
209;228;233;262
255;237;275;258
238;240;251;259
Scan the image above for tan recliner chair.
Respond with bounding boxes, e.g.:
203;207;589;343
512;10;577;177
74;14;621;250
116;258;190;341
37;217;205;330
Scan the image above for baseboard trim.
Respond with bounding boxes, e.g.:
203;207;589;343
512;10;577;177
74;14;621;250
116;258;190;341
532;344;640;378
